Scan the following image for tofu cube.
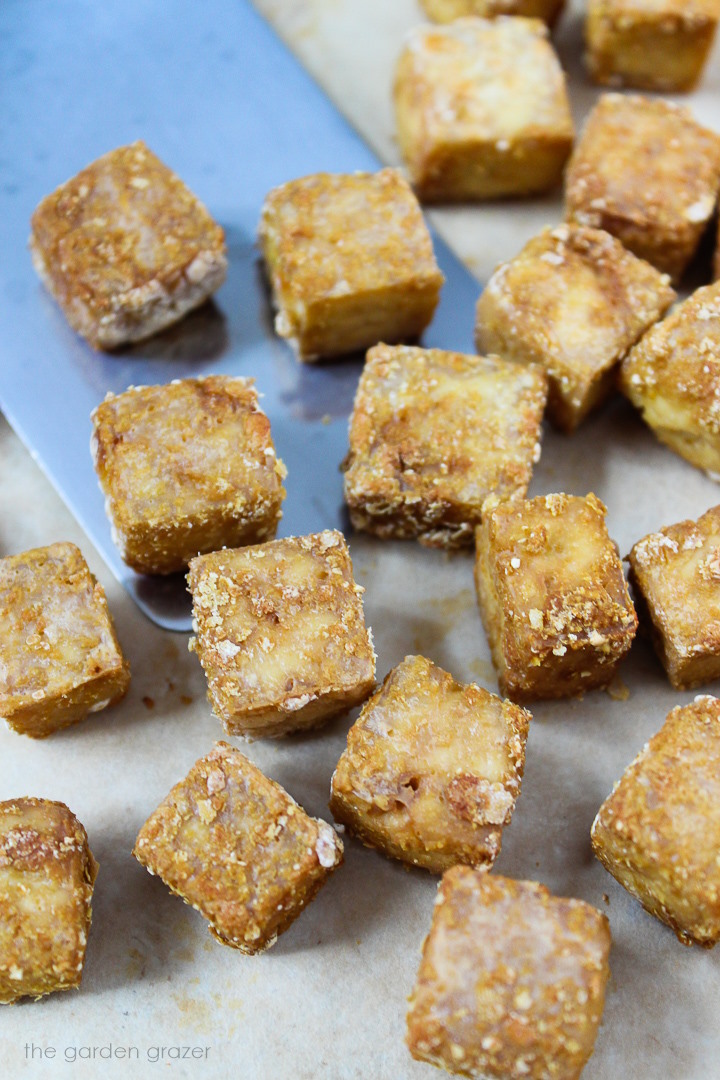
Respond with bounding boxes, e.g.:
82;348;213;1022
592;695;720;946
476;224;675;432
0;543;129;738
258;168;444;361
475;493;637;701
393;18;574;202
620;281;720;476
566;93;720;281
30;140;227;349
0;799;98;1003
91;376;286;575
330;655;530;873
133;742;343;953
344;343;548;548
188;531;376;738
586;0;720;92
420;0;565;25
407;868;611;1078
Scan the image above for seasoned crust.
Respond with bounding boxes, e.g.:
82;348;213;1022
420;0;565;25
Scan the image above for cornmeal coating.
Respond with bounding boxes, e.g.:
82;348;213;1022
344;343;547;548
475;493;637;702
592;696;720;946
0;543;129;738
420;0;565;25
133;742;343;953
30;140;226;349
188;531;376;737
476;224;675;432
566;94;720;281
586;0;720;92
407;868;611;1079
330;655;530;873
0;799;97;1003
92;376;286;575
258;168;444;361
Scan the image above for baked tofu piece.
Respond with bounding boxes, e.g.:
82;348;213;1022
30;140;226;349
330;655;530;872
566;94;720;281
0;799;97;1003
0;543;129;738
188;531;376;738
258;168;444;362
394;18;574;202
586;0;720;92
407;868;611;1079
420;0;565;25
91;376;286;575
133;742;343;953
475;493;637;701
344;343;547;548
476;224;675;432
592;696;720;946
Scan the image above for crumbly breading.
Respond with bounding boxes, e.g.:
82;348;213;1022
420;0;565;24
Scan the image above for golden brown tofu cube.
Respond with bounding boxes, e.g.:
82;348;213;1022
407;868;611;1079
188;531;376;738
0;799;97;1003
133;742;343;953
475;493;637;701
592;695;720;946
586;0;720;92
330;655;530;873
91;376;286;575
30;140;226;349
566;93;720;281
393;18;574;202
258;168;444;361
420;0;565;25
476;224;675;432
344;343;548;548
0;543;129;738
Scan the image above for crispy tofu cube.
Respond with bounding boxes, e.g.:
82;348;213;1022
133;742;343;953
258;168;444;362
475;493;637;701
188;531;376;738
91;376;286;575
393;18;574;202
586;0;720;92
0;799;97;1003
407;868;611;1078
476;224;675;432
0;543;129;738
30;140;227;349
330;655;530;873
592;695;720;946
344;343;548;548
420;0;565;25
566;93;720;281
620;281;720;476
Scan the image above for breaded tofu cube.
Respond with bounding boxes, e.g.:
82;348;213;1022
30;140;226;349
566;94;720;281
330;655;530;872
0;799;97;1003
620;281;720;476
475;493;637;701
133;742;343;953
592;695;720;946
91;376;286;575
393;18;574;202
476;224;675;432
188;531;376;738
420;0;565;25
258;168;444;362
407;868;611;1078
586;0;720;92
343;343;548;548
0;543;129;738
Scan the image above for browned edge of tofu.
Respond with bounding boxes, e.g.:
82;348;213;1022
421;0;566;26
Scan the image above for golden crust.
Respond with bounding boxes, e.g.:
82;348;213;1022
133;742;343;953
406;868;611;1079
420;0;565;25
